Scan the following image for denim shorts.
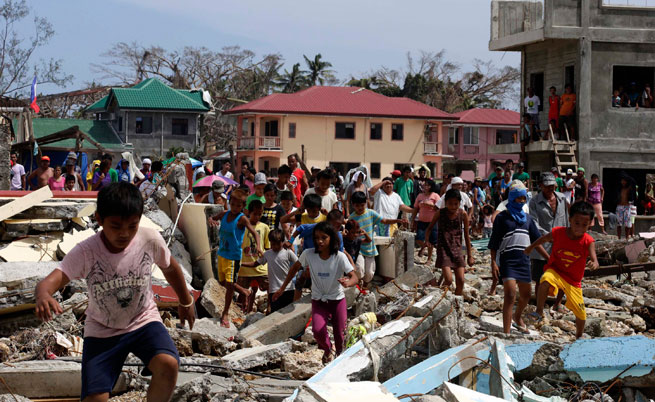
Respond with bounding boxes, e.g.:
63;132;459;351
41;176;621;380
81;321;179;399
416;221;438;245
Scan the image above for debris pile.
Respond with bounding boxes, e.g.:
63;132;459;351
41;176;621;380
0;184;654;401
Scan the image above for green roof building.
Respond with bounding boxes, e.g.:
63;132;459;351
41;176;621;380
85;78;210;156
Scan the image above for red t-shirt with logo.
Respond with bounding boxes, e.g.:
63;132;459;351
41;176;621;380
544;226;594;288
291;168;305;206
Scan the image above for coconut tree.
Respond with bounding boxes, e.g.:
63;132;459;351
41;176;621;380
275;63;309;93
303;54;335;86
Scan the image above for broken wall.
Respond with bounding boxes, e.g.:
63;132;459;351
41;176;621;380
0;128;10;190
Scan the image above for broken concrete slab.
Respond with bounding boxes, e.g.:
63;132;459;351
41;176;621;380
383;339;491;398
178;203;212;281
56;228;96;258
241;287;359;345
283;349;325;380
10;201;96;220
375;265;436;300
440;382;506;402
177;318;237;356
0;360;124;398
2;218;68;238
582;287;635;305
221;341;293;370
301;381;400;402
0;233;62;262
200;278;245;322
0;186;53;222
171;372;213;402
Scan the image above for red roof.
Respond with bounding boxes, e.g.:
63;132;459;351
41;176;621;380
224;86;456;120
451;108;520;126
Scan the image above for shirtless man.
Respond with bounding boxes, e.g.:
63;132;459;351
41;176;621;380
616;176;635;239
27;156;54;189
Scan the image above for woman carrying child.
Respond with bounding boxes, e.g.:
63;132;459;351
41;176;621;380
425;189;474;296
272;222;358;363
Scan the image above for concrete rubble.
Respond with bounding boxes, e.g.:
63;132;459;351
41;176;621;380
0;186;653;401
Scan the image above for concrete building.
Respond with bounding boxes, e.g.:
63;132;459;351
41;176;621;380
86;78;210;157
443;108;520;178
223;86;457;180
488;0;655;212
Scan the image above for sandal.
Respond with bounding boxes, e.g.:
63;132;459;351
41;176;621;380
322;350;334;364
512;322;530;334
527;312;543;323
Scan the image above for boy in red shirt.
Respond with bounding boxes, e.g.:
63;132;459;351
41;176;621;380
524;201;599;338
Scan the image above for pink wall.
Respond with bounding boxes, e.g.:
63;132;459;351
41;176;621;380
443;125;519;177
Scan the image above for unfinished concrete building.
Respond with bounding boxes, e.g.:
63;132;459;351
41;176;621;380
488;0;655;213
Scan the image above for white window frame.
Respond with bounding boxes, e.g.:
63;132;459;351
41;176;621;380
448;127;459;145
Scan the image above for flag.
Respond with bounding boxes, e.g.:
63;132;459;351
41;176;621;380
30;76;39;113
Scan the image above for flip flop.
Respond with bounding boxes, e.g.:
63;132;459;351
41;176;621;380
527;312;543;323
512;322;530;334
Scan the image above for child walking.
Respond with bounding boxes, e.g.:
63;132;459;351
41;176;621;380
343;219;371;284
35;182;195;401
525;201;599;338
411;179;440;264
238;200;270;313
242;229;298;313
425;189;474;295
273;222;358;363
349;191;405;287
210;188;263;327
488;184;545;334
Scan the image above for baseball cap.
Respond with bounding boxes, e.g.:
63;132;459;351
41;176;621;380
391;170;401;177
541;172;557;186
566;169;573;175
142;158;152;165
67;151;78;160
254;172;267;186
41;156;50;162
212;180;225;192
577;167;585;173
550;166;559;172
475;176;483;181
518;162;525;168
451;177;464;185
66;159;75;166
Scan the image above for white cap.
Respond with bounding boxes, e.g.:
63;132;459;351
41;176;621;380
566;169;573;175
451;177;464;185
254;172;267;185
143;158;152;165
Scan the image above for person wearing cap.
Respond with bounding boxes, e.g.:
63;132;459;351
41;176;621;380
512;162;530;189
27;155;54;190
528;172;569;305
550;167;564;192
436;177;473;219
246;172;268;210
200;180;228;209
390;170;402;180
563;169;575;204
573;167;588;203
64;158;85;191
394;166;414;207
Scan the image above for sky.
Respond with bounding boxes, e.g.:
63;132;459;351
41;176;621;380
23;0;519;103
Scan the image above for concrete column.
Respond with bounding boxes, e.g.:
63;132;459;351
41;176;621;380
578;36;592;173
0;127;10;190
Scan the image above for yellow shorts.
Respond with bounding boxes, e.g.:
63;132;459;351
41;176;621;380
540;269;586;321
218;256;240;283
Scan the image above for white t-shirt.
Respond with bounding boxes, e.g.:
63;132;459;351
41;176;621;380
495;200;530;214
374;190;404;220
299;249;353;301
436;191;473;210
563;178;575;204
524;95;541;114
217;171;234;180
304;187;338;211
257;249;298;294
10;163;25;190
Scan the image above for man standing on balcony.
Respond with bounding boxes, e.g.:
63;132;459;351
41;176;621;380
524;87;541;134
288;154;308;206
559;84;577;140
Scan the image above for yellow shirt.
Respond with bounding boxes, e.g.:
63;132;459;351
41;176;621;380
300;212;326;225
240;222;270;277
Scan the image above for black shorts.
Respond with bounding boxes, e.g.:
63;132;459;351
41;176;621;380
269;290;295;313
531;259;547;282
81;321;179;399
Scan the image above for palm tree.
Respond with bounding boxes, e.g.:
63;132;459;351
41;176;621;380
304;54;334;86
275;63;308;93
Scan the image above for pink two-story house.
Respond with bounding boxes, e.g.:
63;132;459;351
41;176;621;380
443;108;520;178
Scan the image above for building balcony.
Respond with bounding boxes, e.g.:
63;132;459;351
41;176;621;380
488;139;576;154
237;136;281;151
489;0;545;51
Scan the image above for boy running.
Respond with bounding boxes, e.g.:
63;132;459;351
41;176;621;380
35;182;194;402
524;201;599;338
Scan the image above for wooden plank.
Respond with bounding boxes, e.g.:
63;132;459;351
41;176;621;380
0;190;98;199
0;186;53;222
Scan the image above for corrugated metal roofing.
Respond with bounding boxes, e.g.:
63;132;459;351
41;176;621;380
451;108;520;126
